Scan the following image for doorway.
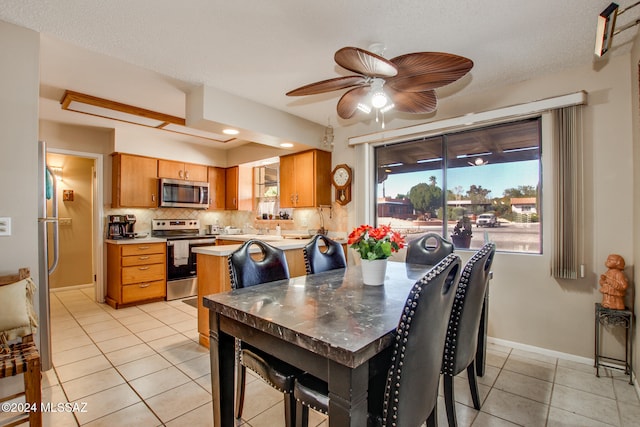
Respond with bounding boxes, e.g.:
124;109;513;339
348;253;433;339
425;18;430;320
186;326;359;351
46;149;104;301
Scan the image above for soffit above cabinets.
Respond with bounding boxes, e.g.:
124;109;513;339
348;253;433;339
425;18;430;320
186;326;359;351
60;90;236;143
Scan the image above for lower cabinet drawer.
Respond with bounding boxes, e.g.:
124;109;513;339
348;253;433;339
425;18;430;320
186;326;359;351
121;243;165;257
122;253;166;267
122;263;165;285
122;280;166;303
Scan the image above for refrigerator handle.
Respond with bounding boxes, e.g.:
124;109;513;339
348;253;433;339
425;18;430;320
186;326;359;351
46;165;60;274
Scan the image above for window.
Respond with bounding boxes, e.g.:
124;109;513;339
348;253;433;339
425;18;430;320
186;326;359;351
375;118;541;253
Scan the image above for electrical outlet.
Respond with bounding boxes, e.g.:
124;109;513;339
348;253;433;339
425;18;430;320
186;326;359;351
59;218;72;226
0;217;11;236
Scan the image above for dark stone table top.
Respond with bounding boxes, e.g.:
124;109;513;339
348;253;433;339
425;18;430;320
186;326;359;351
203;261;432;368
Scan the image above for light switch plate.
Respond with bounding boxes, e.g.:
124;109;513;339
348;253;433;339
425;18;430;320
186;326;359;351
0;217;11;236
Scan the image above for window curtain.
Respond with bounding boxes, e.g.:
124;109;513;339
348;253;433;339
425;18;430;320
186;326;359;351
552;106;582;279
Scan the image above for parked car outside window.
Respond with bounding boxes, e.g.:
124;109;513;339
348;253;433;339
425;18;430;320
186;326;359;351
477;213;499;227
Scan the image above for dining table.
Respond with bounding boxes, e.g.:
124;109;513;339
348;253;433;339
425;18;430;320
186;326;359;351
203;260;489;427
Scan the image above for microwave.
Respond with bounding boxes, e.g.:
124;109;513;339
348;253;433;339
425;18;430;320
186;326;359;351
159;178;209;209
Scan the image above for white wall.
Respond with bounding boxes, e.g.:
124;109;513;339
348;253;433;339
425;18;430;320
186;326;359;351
0;22;40;277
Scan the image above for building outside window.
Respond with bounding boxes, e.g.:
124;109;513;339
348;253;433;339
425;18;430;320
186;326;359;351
374;117;541;253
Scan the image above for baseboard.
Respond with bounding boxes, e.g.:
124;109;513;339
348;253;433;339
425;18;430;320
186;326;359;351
50;283;94;292
488;336;594;366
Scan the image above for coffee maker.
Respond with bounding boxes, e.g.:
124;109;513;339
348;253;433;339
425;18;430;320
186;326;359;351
107;214;136;239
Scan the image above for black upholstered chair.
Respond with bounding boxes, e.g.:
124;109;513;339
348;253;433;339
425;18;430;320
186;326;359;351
442;242;496;427
228;239;300;427
302;234;347;274
293;254;462;427
406;232;454;265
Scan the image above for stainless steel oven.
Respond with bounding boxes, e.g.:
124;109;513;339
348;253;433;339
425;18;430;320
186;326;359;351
152;219;216;300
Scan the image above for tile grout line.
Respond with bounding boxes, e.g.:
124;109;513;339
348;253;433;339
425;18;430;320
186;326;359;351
82;297;211;426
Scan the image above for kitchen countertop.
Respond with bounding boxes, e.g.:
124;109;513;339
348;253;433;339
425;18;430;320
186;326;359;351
193;235;348;257
105;237;167;244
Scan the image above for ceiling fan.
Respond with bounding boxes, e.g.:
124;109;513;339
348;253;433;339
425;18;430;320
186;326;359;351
286;44;473;120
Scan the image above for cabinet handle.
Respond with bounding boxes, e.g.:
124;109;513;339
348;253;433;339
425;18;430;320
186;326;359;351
152;194;156;202
185;171;190;179
179;170;184;179
138;256;150;260
138;266;150;271
137;246;150;250
139;283;151;288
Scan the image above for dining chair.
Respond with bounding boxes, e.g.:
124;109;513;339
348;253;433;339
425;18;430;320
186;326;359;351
0;267;42;427
405;232;454;265
227;239;301;427
293;253;462;427
442;242;496;427
302;234;347;274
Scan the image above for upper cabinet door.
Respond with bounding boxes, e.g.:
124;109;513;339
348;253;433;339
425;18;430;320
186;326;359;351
279;155;296;208
158;159;208;181
208;166;226;210
112;153;158;208
279;149;331;208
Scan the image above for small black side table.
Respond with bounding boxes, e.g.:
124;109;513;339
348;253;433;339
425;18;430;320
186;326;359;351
594;302;633;384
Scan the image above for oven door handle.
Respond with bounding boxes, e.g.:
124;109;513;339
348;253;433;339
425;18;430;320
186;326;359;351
167;239;216;246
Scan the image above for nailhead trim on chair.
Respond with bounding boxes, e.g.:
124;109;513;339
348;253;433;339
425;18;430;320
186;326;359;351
441;243;495;376
382;253;458;427
302;246;312;275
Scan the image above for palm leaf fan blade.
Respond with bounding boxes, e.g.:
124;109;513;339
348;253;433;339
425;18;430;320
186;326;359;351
337;86;371;119
388;88;438;114
286;76;368;96
391;52;473;75
334;47;398;78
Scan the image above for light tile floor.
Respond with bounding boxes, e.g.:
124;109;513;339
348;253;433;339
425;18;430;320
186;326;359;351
3;287;639;426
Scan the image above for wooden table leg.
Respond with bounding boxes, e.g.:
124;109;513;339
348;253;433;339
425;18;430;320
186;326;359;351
327;361;369;427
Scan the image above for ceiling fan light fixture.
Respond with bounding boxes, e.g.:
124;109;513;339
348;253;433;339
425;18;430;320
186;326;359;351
357;103;372;114
380;103;395;114
370;79;388;109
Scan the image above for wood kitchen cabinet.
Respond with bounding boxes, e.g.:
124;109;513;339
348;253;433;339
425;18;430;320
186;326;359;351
112;153;158;208
279;149;331;208
207;166;226;210
225;165;252;210
106;242;166;308
158;159;208;182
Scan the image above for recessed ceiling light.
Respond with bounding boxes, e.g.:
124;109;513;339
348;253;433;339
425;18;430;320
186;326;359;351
280;143;294;148
222;128;239;135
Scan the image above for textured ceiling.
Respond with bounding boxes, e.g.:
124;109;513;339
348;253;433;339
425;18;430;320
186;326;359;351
0;0;637;145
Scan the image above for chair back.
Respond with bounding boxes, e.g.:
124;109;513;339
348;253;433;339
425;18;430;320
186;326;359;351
228;239;290;289
406;232;454;265
382;253;461;427
442;242;496;377
303;235;347;274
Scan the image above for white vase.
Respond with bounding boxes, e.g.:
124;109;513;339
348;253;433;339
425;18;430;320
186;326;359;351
361;259;388;286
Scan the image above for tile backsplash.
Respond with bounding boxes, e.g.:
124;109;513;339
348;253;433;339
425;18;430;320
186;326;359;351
104;205;348;238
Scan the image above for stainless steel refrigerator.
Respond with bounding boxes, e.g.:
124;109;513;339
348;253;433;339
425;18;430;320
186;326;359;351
37;140;57;371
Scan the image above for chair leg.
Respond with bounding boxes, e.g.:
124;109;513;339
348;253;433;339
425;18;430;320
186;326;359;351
426;401;437;427
235;364;246;419
25;356;42;427
295;400;309;427
444;374;457;427
284;392;297;427
466;363;481;410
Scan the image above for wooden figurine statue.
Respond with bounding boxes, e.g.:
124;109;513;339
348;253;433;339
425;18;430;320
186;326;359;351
599;254;629;310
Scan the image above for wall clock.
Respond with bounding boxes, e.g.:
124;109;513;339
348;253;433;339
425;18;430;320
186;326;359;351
331;164;352;205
